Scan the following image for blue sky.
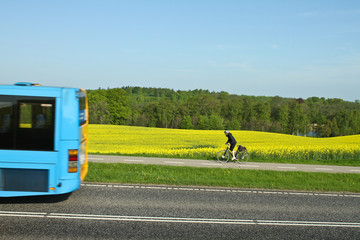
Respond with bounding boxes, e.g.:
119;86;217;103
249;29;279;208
1;0;359;101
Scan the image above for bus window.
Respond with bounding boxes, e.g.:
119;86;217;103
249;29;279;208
16;99;55;151
79;91;87;126
19;102;53;129
0;100;13;149
0;95;55;151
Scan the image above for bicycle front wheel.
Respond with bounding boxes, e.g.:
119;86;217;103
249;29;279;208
217;150;230;163
236;151;250;164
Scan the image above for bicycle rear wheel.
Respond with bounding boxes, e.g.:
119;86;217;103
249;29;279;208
217;150;230;163
236;151;250;164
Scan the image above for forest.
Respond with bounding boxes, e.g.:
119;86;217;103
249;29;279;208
87;87;360;137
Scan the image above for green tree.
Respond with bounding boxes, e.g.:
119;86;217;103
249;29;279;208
349;110;360;134
87;89;110;124
180;116;194;129
86;86;360;136
158;99;174;128
89;100;110;124
224;119;241;130
278;104;289;133
208;115;224;130
197;115;209;130
241;96;256;130
254;102;271;131
319;121;332;137
287;101;309;135
106;88;131;125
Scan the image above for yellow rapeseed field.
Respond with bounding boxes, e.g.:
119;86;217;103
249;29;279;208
88;124;360;163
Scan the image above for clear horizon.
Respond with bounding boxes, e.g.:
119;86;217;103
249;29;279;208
1;1;359;102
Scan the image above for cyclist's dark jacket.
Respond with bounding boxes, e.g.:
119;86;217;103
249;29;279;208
226;133;237;145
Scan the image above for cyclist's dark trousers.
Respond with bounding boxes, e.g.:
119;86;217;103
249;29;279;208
230;142;236;151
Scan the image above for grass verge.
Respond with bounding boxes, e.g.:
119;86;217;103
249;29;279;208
248;157;360;166
86;162;360;193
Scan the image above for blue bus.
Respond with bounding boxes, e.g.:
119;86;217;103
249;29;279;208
0;83;88;197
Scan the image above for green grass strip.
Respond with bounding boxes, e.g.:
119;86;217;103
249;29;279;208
86;162;360;193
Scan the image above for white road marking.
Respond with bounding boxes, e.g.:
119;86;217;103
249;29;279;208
277;166;297;169
0;211;47;218
83;184;106;187
124;159;144;163
315;168;333;171
241;165;260;168
201;163;222;166
1;211;360;228
164;161;184;164
0;211;47;215
81;183;360;198
350;169;360;172
88;158;104;160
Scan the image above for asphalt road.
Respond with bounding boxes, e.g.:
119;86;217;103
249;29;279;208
1;183;360;239
89;154;360;174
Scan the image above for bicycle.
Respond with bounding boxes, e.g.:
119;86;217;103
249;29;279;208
217;144;250;164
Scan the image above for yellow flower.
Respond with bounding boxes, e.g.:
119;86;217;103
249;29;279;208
88;124;360;161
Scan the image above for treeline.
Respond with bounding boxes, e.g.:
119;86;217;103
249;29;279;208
87;87;360;137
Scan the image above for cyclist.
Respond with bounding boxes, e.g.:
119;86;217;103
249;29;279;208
224;130;237;160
